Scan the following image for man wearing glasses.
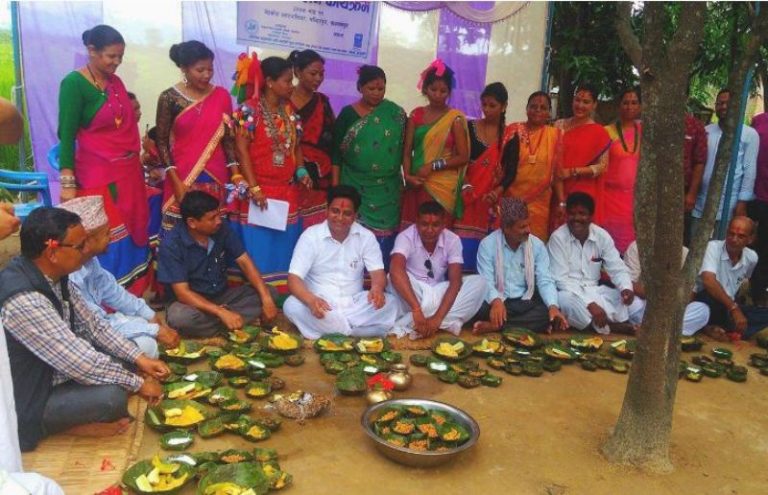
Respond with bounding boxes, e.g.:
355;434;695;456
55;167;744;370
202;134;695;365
0;207;168;452
474;197;568;334
388;201;486;339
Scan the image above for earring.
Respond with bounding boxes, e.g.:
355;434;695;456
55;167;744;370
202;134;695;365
182;73;188;85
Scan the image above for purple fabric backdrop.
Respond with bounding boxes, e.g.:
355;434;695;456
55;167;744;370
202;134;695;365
181;1;379;114
435;2;493;119
19;2;102;201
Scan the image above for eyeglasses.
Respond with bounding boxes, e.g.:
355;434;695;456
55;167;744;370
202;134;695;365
424;258;434;279
58;241;87;252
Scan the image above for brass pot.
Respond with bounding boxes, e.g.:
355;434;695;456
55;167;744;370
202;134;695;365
365;389;393;405
387;363;412;391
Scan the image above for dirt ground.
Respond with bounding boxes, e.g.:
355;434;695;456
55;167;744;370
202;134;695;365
3;235;766;494
138;342;768;495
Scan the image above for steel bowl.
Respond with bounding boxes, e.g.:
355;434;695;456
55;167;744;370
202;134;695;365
360;398;480;467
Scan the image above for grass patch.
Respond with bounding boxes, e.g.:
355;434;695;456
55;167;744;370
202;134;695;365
0;28;32;172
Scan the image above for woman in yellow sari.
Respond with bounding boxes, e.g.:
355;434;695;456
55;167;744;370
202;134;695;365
504;91;563;240
401;60;469;228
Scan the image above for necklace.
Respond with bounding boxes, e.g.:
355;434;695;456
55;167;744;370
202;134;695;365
615;120;639;154
87;64;124;128
524;124;546;164
260;99;294;167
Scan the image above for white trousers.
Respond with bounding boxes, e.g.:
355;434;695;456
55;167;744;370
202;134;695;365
283;290;399;339
628;300;711;336
558;286;645;334
388;274;487;338
0;471;64;495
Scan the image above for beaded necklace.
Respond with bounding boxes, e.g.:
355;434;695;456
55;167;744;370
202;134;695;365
260;99;294;167
615;120;639;154
87;64;124;129
524;123;546;163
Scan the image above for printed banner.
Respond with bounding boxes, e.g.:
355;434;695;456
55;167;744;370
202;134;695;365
236;1;378;63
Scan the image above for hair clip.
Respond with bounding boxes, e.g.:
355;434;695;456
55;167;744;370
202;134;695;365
45;239;60;248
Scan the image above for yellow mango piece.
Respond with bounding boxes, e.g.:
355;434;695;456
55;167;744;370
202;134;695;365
151;455;180;475
270;331;298;350
164;405;205;427
135;474;153;492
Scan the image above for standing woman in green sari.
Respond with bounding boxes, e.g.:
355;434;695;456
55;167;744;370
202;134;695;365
332;65;407;265
401;59;470;229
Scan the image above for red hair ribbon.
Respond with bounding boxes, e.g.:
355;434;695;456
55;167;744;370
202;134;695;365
45;239;59;249
417;58;446;91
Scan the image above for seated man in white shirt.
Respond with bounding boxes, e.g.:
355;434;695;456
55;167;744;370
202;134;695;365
474;197;567;334
388;201;486;339
61;196;180;358
694;216;768;340
284;186;398;338
548;192;644;334
623;240;709;336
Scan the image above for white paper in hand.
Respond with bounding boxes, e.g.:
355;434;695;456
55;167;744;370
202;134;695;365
247;199;289;231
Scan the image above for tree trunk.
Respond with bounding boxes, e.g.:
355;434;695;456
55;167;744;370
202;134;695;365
603;3;768;473
601;2;706;473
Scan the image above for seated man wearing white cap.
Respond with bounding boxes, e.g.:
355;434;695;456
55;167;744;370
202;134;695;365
388;201;486;339
61;196;180;358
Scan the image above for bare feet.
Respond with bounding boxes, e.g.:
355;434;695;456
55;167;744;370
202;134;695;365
472;321;500;335
702;325;729;342
61;417;132;437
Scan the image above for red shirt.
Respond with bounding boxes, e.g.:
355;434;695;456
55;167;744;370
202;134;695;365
683;114;707;192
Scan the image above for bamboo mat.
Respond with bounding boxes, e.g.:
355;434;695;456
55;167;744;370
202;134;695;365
21;395;147;495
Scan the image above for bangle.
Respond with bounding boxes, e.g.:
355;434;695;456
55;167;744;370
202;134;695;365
558;201;566;207
728;303;739;313
431;158;447;171
249;185;262;195
590;165;598;178
165;165;177;172
226;161;239;168
230;173;244;183
61;183;77;189
59;176;76;186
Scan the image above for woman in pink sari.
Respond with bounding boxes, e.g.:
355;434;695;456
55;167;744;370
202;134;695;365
155;40;238;235
603;87;642;253
58;25;149;294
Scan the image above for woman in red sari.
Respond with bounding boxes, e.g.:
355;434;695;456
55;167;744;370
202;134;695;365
289;49;335;230
553;83;611;225
603;87;642;253
454;82;519;271
230;56;311;292
155;40;238;236
58;25;149;294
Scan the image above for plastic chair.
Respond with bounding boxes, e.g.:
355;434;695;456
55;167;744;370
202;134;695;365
0;169;52;220
47;143;60;171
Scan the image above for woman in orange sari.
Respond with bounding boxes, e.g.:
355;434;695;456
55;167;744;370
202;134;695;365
155;40;238;236
454;83;519;271
504;91;563;240
603;87;642;253
401;60;470;228
289;49;335;230
553;84;611;225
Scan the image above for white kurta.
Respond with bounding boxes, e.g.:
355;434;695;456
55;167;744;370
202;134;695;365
284;221;398;339
548;224;642;333
0;322;65;495
388;274;487;338
623;241;709;336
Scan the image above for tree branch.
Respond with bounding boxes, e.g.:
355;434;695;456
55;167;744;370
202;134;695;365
667;3;708;69
616;2;643;70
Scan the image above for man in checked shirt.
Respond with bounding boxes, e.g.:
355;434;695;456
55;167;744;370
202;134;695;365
0;207;169;452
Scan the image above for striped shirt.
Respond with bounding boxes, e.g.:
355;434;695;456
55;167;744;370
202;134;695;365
1;278;143;391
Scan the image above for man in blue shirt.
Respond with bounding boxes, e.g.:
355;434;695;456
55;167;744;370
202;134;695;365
692;88;759;234
157;191;278;337
474;197;567;334
62;196;180;358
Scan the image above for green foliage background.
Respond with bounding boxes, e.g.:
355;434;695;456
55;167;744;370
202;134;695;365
0;28;31;172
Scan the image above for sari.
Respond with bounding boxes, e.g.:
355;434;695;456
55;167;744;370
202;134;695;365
454;121;516;271
157;86;233;235
335;99;406;265
73;75;150;295
504;123;562;241
294;92;335;229
554;119;611;224
229;99;301;294
603;121;642;253
401;107;469;228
